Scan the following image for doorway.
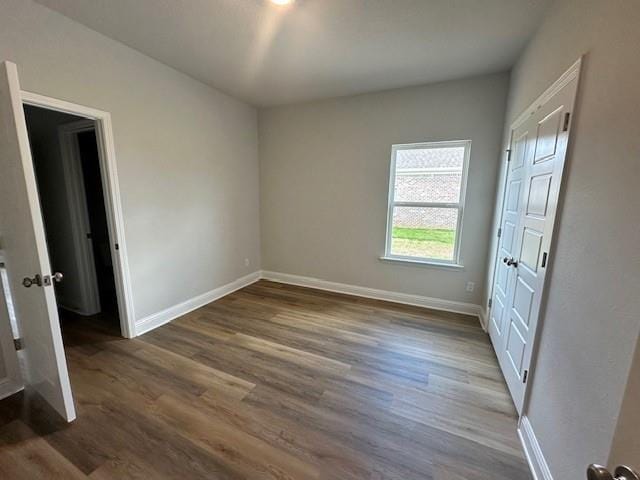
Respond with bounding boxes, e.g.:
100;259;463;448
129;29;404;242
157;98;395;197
0;62;136;419
24;105;120;334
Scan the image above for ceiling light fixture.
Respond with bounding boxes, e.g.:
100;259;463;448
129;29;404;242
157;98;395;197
270;0;294;5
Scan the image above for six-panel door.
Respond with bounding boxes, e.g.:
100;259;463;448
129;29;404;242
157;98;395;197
490;73;579;412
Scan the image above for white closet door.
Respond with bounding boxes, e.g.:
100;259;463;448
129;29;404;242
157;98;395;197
489;68;580;413
489;121;531;361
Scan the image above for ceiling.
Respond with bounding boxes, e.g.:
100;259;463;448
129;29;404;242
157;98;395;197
34;0;553;106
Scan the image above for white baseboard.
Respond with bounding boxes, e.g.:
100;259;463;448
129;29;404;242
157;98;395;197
134;271;261;336
134;269;485;337
59;303;99;317
261;270;482;318
0;379;24;401
479;307;489;332
519;415;553;480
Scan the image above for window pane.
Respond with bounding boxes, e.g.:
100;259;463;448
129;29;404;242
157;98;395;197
390;206;458;261
394;147;465;203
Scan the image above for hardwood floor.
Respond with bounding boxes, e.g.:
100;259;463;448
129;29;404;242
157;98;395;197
0;280;532;479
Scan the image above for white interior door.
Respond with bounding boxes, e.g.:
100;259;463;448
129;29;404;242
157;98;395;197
0;61;76;421
489;121;530;372
489;69;579;413
0;252;23;400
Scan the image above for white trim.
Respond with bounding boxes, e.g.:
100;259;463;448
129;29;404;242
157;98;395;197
511;58;582;131
518;416;554;480
134;271;262;336
384;139;471;266
0;378;24;401
58;120;101;316
261;270;481;317
134;270;485;337
379;256;464;270
21;91;136;339
478;307;488;332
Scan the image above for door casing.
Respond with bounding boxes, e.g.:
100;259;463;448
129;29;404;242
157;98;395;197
21;91;136;339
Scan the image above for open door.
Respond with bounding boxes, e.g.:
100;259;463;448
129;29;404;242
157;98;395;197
0;61;76;421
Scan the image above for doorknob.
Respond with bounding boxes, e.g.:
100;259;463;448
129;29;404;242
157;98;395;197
588;464;640;480
22;272;63;288
22;274;42;288
502;257;519;267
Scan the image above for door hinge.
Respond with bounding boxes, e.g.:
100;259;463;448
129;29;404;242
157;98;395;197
488;298;493;309
523;369;529;383
497;227;502;238
115;243;120;251
506;149;512;162
562;112;571;132
14;338;23;351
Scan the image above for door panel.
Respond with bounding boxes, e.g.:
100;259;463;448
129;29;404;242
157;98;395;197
520;228;543;272
489;70;580;413
0;61;75;420
489;127;530;351
492;295;506;335
505;321;526;372
506;180;522;213
513;277;534;327
527;174;552;217
533;108;562;163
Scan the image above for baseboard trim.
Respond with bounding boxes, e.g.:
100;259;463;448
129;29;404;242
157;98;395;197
0;379;24;401
134;271;261;336
479;307;489;332
134;269;484;336
519;415;553;480
261;270;482;318
59;304;98;317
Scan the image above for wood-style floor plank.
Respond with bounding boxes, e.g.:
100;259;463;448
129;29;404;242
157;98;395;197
0;280;532;479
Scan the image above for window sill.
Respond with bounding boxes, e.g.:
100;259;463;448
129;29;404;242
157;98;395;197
379;256;465;270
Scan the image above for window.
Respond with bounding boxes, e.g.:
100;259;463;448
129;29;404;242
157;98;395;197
384;140;470;266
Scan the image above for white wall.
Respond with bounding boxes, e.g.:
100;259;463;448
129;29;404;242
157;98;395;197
0;0;261;323
259;73;509;307
485;0;640;476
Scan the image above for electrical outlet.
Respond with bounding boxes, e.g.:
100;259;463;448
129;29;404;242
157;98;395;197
244;258;250;267
465;281;475;292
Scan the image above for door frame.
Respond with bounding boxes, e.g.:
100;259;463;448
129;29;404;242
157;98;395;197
21;91;135;338
58;119;102;316
487;57;583;414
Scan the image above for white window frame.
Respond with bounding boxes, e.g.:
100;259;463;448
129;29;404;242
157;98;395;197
383;140;471;268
